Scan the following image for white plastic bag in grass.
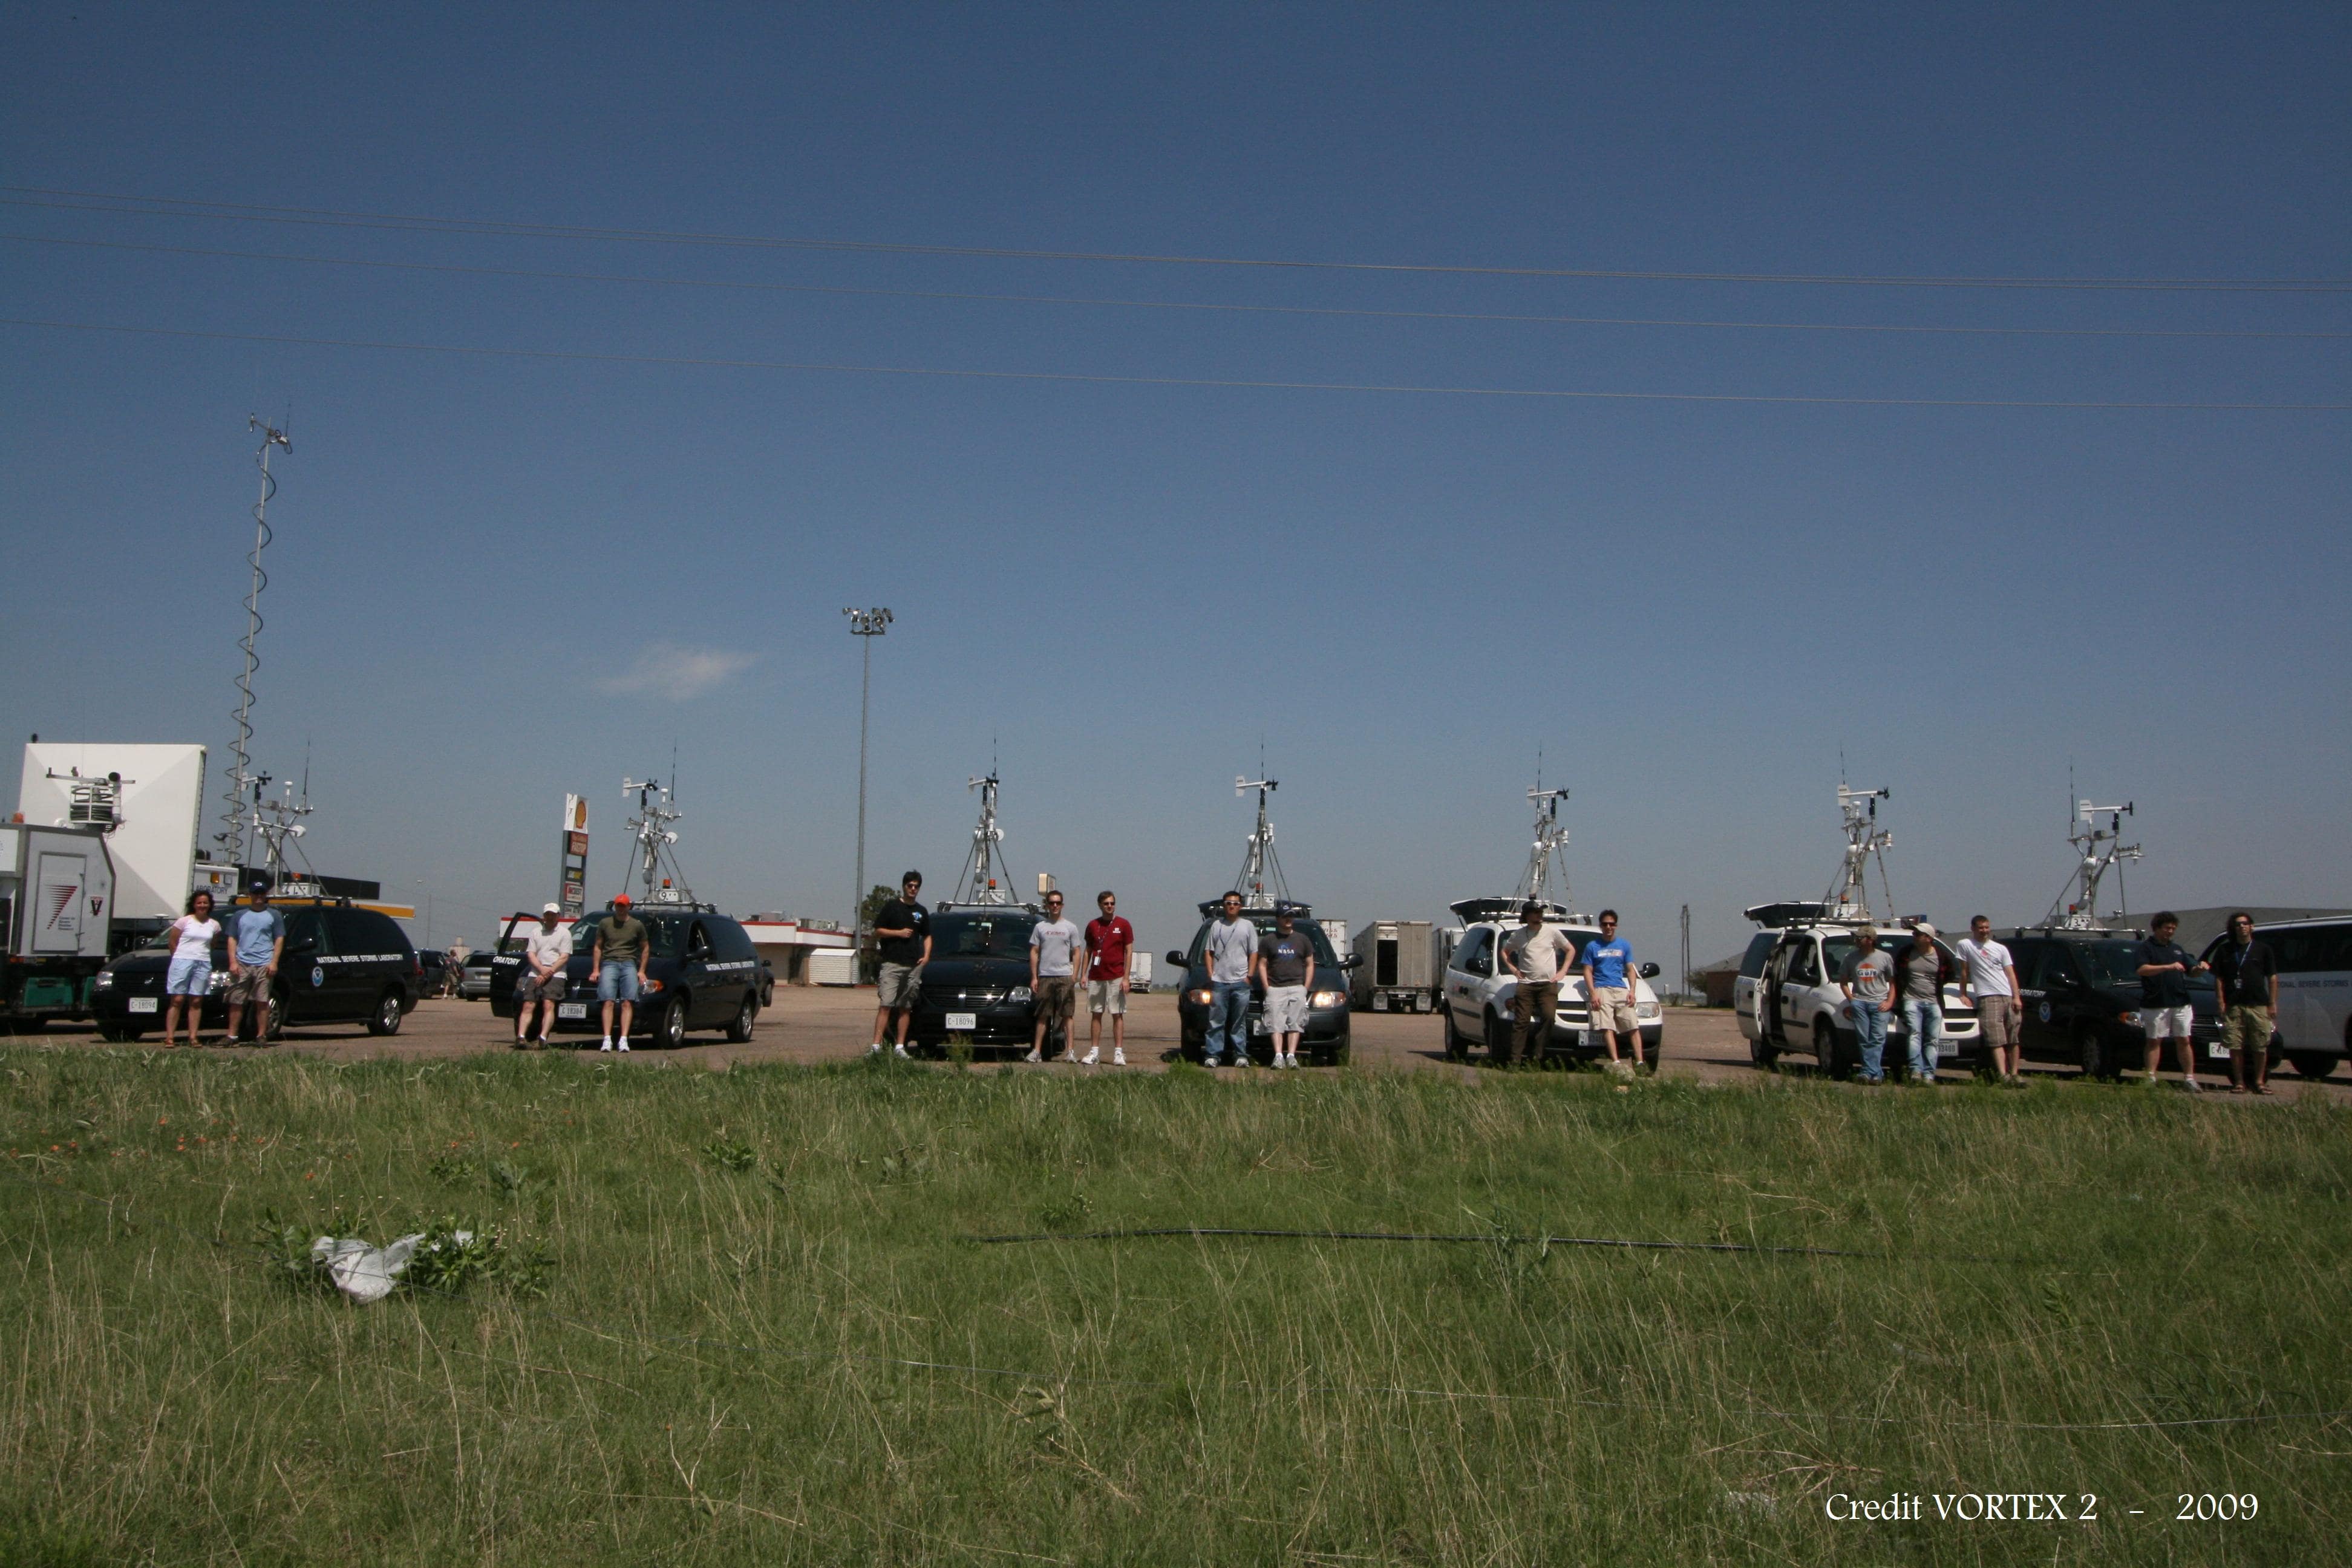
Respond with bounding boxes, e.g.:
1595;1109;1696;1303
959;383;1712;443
310;1233;426;1304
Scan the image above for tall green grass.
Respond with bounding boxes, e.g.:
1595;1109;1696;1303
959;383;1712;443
3;1048;2347;1564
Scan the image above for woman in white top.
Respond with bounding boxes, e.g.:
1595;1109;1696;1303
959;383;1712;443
162;890;220;1048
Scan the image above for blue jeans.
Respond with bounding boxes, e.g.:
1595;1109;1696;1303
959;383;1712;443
1205;980;1251;1063
1903;998;1943;1079
597;961;641;1003
1846;998;1888;1080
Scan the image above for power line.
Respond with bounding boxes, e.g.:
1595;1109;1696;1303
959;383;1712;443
8;232;2345;342
7;185;2349;292
8;317;2344;411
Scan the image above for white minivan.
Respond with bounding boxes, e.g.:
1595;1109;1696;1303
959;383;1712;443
2247;918;2351;1080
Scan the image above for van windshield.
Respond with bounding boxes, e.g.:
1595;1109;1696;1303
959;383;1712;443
1189;918;1342;967
932;912;1040;958
2075;938;2212;990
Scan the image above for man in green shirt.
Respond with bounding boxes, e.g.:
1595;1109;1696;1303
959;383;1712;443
590;893;650;1051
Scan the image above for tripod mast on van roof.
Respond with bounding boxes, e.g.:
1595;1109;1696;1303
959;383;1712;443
622;775;693;906
1514;782;1574;915
2047;796;2139;930
956;770;1016;906
1825;784;1893;921
1232;773;1287;907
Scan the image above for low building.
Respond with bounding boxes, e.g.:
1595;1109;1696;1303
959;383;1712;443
739;918;856;985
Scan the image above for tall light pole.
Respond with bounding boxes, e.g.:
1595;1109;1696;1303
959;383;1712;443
842;607;893;929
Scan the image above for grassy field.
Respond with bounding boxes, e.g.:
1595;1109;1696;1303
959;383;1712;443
2;1047;2347;1566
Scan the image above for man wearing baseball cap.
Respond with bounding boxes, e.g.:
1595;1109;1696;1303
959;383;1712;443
224;876;286;1045
513;901;575;1049
1892;923;1955;1084
590;895;649;1051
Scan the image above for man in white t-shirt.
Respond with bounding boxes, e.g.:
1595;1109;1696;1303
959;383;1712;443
1026;891;1084;1063
514;902;576;1048
1499;902;1575;1068
1957;915;2024;1085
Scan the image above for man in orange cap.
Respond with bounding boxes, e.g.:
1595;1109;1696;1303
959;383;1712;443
590;894;650;1051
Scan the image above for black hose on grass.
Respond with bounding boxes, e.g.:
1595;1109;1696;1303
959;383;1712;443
971;1225;1892;1259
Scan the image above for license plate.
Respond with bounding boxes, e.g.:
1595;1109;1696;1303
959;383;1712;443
2208;1041;2230;1059
128;997;157;1014
946;1012;977;1031
557;1002;587;1020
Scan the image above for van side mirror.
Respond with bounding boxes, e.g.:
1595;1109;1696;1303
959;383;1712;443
1165;951;1188;968
1339;955;1363;970
1638;962;1661;979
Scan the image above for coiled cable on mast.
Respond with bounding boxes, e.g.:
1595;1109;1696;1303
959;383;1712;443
218;420;286;863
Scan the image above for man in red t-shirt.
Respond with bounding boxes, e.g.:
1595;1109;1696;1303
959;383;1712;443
1082;890;1136;1066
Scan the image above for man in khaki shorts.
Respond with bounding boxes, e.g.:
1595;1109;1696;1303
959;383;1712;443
224;878;285;1045
1082;890;1134;1066
1957;916;2024;1084
1580;909;1645;1075
2210;912;2278;1094
1026;890;1083;1063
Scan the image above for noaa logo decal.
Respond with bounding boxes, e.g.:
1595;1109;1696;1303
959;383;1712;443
312;966;327;988
2039;999;2053;1024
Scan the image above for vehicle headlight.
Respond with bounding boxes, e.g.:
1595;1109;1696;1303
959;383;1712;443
1310;989;1347;1009
208;971;230;993
93;970;114;990
1184;988;1213;1006
2118;1010;2140;1027
1637;1002;1661;1020
1008;985;1033;1004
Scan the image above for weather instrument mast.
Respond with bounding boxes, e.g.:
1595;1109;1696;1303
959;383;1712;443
1233;774;1289;906
2047;797;2139;930
956;771;1016;905
217;418;290;866
622;776;693;905
1824;784;1894;921
1514;783;1575;914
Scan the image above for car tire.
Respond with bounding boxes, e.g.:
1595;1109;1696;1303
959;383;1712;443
1814;1018;1845;1080
263;984;289;1043
2075;1025;2112;1080
365;989;403;1036
2289;1052;2336;1080
726;993;757;1043
1484;1008;1511;1063
1440;1006;1468;1061
1749;1029;1779;1071
656;995;688;1049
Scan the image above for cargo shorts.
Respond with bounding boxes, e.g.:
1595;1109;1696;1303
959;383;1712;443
2221;1004;2273;1062
224;967;272;1005
1034;975;1077;1024
1587;985;1638;1034
877;962;920;1010
1086;978;1127;1016
1974;995;2019;1048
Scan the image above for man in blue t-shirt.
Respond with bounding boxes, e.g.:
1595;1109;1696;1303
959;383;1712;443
225;878;287;1044
1579;910;1645;1075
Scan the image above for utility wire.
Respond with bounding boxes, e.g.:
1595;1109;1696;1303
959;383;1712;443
7;233;2345;342
971;1224;1901;1259
6;186;2349;292
6;317;2345;411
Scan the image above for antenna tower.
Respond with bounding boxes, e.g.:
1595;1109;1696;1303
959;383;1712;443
217;417;290;864
956;771;1016;904
1824;783;1894;920
622;776;693;904
1232;774;1289;905
1514;782;1575;913
2046;795;2139;930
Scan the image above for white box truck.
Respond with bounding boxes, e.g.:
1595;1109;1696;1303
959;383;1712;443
1127;950;1153;993
1350;918;1436;1013
0;820;119;1027
16;742;223;944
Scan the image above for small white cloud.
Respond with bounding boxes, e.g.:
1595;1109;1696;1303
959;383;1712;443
595;643;756;700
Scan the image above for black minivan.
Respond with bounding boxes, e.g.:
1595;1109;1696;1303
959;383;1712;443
90;899;420;1041
2006;927;2232;1078
1168;901;1355;1065
489;904;762;1048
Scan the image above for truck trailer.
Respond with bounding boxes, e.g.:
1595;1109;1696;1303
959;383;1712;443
1349;918;1436;1013
0;820;117;1028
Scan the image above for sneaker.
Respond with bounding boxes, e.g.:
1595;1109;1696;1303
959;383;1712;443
599;1039;615;1052
1112;1049;1126;1066
1024;1050;1043;1064
616;1040;630;1052
893;1044;913;1060
2182;1077;2202;1093
866;1042;884;1056
1082;1048;1100;1066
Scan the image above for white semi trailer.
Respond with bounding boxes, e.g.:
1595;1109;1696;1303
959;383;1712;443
1350;918;1437;1013
16;742;226;939
0;820;119;1028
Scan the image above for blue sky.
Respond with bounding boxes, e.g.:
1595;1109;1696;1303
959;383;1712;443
3;3;2346;969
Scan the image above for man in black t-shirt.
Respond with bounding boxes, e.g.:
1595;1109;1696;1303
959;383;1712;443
867;871;931;1059
2210;912;2279;1094
2132;911;2209;1092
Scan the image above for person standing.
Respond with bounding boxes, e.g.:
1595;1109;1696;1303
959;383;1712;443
1837;925;1893;1085
512;901;574;1048
1082;890;1134;1067
1025;890;1083;1063
1893;924;1953;1084
1580;910;1645;1075
2134;911;2209;1091
867;872;930;1059
1202;891;1258;1068
1255;904;1318;1069
1498;901;1574;1068
159;890;220;1049
2210;912;2278;1095
1957;916;2025;1085
590;894;649;1052
224;878;286;1046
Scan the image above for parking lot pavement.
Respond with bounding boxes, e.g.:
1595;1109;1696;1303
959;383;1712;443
18;995;2347;1098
